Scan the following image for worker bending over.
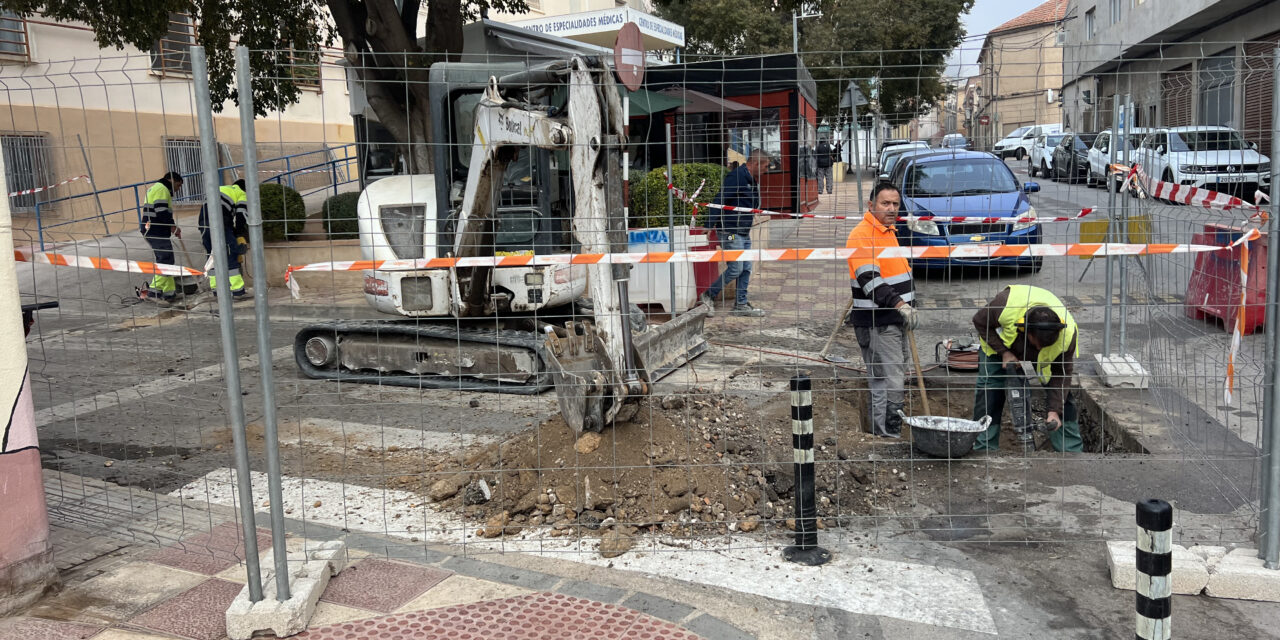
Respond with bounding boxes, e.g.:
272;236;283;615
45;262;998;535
972;285;1083;452
846;181;919;438
140;172;185;302
199;179;250;298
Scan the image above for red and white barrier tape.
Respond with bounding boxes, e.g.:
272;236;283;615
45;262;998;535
15;250;204;277
6;174;91;198
284;230;1260;297
1225;237;1249;405
663;172;1093;224
1121;163;1270;219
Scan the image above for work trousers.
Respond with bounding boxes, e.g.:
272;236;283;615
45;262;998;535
854;323;908;436
972;351;1084;452
145;236;176;298
816;165;834;194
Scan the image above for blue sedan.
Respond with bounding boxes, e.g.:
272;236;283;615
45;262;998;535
888;151;1043;272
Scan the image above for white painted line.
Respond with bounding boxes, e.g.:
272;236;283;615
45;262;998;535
175;468;997;634
34;346;292;427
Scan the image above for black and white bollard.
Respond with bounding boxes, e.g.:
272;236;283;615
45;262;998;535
783;375;831;566
1136;499;1173;640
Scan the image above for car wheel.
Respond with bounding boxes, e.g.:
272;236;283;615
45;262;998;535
1016;148;1025;161
1028;161;1037;178
1022;257;1043;274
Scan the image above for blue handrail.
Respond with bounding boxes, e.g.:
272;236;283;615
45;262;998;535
30;144;358;249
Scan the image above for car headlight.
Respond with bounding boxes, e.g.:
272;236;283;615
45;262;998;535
1182;165;1207;173
906;216;940;235
1260;162;1271;175
1012;207;1037;231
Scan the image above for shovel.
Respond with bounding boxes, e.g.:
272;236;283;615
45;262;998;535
906;327;931;415
819;298;856;363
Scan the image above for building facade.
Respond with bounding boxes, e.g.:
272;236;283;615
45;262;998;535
972;0;1067;149
0;13;352;243
1061;0;1279;156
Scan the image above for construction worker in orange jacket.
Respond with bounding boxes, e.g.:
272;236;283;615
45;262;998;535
846;181;919;438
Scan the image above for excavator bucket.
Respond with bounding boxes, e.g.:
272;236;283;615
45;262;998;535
543;305;709;433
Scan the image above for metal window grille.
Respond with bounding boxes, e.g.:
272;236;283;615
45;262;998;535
0;11;30;60
287;49;321;90
2;133;54;212
163;137;203;201
151;14;194;76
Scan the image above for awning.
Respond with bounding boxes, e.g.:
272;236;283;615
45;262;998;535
625;88;688;116
656;88;756;114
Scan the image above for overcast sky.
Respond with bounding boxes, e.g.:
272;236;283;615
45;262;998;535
945;0;1047;79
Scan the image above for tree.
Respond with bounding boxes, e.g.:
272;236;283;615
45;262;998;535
655;0;972;123
0;0;528;171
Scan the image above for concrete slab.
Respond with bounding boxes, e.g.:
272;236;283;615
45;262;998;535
1106;540;1209;595
393;574;535;613
224;540;348;640
27;561;206;625
1093;354;1150;389
1205;548;1280;602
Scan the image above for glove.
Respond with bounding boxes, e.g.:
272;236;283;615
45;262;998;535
236;236;249;255
897;304;919;331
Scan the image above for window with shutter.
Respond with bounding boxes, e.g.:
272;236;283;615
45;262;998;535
151;14;194;76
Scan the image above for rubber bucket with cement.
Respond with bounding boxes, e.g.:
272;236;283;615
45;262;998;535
898;411;991;458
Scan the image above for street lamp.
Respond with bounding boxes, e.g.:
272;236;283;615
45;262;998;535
792;8;822;54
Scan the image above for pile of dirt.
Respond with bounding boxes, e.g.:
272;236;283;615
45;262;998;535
402;377;977;541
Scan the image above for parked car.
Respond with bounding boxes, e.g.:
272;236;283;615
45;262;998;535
879;139;911;154
877;146;936;181
1088;128;1151;189
993;123;1063;160
1028;133;1066;178
941;133;969;150
1135;126;1272;199
889;150;1043;272
875;141;930;174
1052;132;1098;184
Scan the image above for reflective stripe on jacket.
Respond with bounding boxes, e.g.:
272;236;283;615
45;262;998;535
142;181;175;237
846;211;914;327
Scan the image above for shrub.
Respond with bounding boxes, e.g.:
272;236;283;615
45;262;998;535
322;191;361;239
629;163;726;228
259;183;307;242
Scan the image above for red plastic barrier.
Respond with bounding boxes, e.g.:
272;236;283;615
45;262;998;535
690;227;722;297
1185;224;1267;335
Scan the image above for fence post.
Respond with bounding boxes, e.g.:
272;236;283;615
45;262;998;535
783;374;830;566
1261;46;1280;569
236;45;291;601
191;45;263;603
1103;94;1120;357
1135;499;1172;640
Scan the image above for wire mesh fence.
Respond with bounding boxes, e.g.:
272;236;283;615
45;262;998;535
14;38;1280;590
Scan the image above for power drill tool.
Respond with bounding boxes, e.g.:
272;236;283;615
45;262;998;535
1006;361;1039;448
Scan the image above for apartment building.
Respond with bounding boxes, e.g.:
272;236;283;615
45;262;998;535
1061;0;1280;154
0;13;351;241
972;0;1067;148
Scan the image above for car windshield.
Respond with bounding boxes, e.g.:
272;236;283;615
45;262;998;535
1169;130;1248;152
1006;127;1031;139
1075;134;1098;149
905;159;1019;197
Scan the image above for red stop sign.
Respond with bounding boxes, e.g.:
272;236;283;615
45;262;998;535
614;23;645;92
978;115;990;126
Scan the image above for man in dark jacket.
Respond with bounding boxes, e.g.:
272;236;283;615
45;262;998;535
699;151;768;317
816;139;834;194
141;172;184;301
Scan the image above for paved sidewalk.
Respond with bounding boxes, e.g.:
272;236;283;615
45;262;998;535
22;471;754;640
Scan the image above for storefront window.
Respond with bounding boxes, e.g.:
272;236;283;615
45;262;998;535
726;108;783;172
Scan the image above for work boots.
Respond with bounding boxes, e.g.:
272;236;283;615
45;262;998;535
878;402;904;439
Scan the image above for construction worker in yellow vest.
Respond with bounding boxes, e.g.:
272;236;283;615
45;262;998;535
140;172;185;301
972;285;1084;452
198;179;249;298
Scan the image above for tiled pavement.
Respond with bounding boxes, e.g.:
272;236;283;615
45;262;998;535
25;471;750;640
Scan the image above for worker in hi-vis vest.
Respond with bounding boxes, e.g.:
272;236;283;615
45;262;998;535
972;285;1084;453
198;179;250;298
140;172;185;301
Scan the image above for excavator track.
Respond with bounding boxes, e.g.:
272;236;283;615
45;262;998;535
294;321;552;394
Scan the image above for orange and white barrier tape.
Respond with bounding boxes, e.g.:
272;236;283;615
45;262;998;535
284;230;1261;298
1225;236;1248;405
6;174;90;198
664;172;1094;224
14;249;203;277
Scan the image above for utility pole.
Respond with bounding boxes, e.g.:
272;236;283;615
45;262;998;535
792;8;822;54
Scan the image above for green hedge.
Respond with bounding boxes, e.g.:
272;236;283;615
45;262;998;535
629;163;726;228
322;191;361;239
259;183;307;242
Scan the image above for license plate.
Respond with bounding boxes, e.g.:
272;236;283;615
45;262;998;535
1217;175;1246;183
